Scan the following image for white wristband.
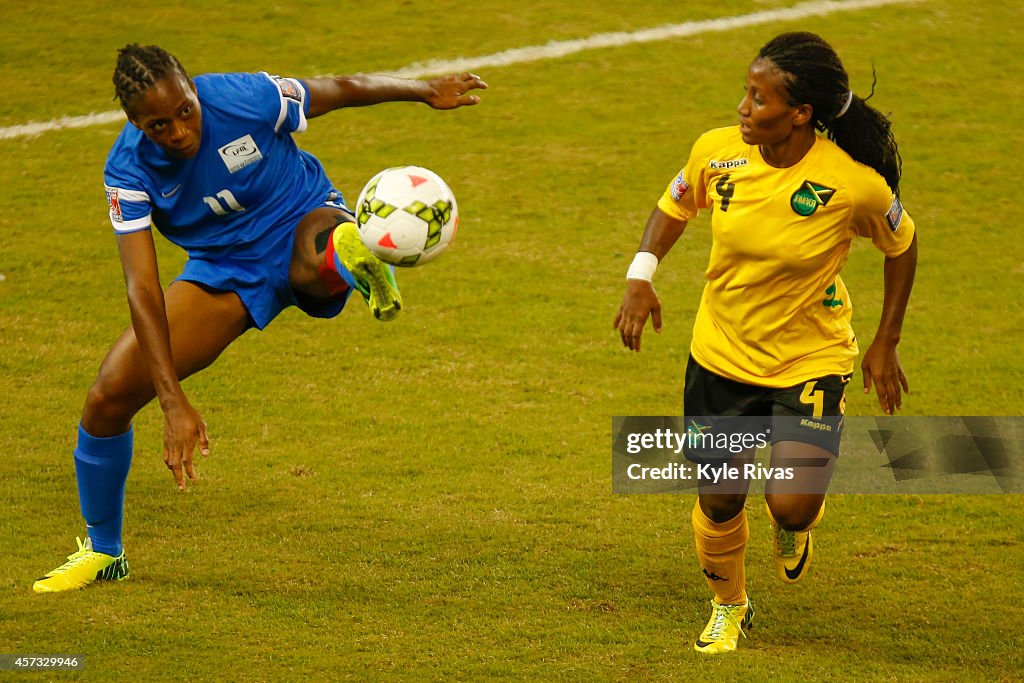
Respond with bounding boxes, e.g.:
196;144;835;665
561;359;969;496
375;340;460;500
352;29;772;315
626;251;659;282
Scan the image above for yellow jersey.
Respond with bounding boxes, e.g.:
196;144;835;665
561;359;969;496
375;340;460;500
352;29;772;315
657;126;915;387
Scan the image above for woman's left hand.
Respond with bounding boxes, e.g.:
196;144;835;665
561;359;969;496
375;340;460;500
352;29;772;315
861;339;909;415
425;72;488;109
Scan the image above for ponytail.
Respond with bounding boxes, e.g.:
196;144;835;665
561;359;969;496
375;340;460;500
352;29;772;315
824;72;902;197
758;32;902;196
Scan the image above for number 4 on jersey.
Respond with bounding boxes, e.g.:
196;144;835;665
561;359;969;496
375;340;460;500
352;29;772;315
203;189;246;215
716;174;736;212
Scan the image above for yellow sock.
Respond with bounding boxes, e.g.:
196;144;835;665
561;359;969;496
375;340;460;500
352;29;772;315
691;501;748;605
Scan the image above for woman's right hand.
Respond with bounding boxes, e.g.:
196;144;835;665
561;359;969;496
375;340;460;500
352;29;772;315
614;279;663;352
162;396;210;491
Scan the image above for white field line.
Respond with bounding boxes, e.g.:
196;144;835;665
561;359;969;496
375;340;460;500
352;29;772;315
0;0;912;142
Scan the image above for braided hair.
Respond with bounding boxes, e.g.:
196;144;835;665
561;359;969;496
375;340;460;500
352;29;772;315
757;32;902;196
112;44;188;114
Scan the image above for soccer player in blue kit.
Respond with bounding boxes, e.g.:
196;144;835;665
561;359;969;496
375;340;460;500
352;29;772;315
33;44;487;592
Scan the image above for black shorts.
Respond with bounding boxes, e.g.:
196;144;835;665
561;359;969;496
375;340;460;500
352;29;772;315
682;355;849;460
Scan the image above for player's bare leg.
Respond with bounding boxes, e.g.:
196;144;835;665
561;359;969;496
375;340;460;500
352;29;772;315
765;441;838;584
35;282;249;593
82;281;250;436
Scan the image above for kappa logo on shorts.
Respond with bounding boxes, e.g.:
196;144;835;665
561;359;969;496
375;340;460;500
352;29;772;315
799;418;834;433
670;172;690;201
218;134;263;173
885;196;904;231
790;180;836;216
106;187;122;221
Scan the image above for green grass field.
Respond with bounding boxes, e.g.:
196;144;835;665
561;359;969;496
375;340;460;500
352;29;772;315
2;0;1022;679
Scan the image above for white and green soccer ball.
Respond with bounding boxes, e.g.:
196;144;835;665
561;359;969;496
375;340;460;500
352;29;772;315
355;166;459;267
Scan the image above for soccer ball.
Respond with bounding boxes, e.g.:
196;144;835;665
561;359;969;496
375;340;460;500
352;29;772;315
355;166;459;267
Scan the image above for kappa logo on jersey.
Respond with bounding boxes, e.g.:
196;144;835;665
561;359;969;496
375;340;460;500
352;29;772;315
273;77;302;103
885;196;904;231
106;188;122;221
218;134;263;174
671;172;690;201
709;158;749;170
790;180;836;216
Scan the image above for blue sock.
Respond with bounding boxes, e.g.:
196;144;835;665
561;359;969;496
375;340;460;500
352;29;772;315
73;423;133;556
331;249;359;290
333;252;396;286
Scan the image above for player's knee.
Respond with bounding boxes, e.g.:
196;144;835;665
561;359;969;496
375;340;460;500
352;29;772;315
766;494;820;531
82;373;145;429
700;494;747;524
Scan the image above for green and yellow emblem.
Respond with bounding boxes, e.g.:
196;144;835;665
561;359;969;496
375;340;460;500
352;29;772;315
686;419;710;437
790;180;836;216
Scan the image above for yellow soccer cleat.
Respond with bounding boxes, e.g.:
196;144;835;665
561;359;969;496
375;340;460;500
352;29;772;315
768;502;817;584
332;222;402;321
693;599;754;654
33;537;129;593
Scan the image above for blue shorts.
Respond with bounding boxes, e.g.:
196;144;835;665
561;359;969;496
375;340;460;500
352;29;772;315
175;194;354;330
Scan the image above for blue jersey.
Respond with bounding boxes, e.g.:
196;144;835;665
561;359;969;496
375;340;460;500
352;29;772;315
104;72;339;259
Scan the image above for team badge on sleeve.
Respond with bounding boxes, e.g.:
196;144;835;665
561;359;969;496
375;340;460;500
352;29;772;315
106;187;122;221
273;76;303;102
671;172;690;201
885;196;904;231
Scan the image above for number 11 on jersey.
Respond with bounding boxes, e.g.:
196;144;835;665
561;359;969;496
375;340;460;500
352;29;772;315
203;189;246;215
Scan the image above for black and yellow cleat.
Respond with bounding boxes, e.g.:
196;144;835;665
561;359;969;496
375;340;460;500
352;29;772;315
332;222;402;321
768;502;817;584
694;599;754;654
33;537;129;593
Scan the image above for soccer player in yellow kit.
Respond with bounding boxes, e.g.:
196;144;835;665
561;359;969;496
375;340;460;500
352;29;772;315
614;32;917;654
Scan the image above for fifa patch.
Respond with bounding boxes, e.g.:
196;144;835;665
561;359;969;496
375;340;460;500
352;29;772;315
218;134;263;173
106;187;122;221
670;172;690;201
885;196;904;231
709;158;748;170
790;180;836;216
273;77;302;102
